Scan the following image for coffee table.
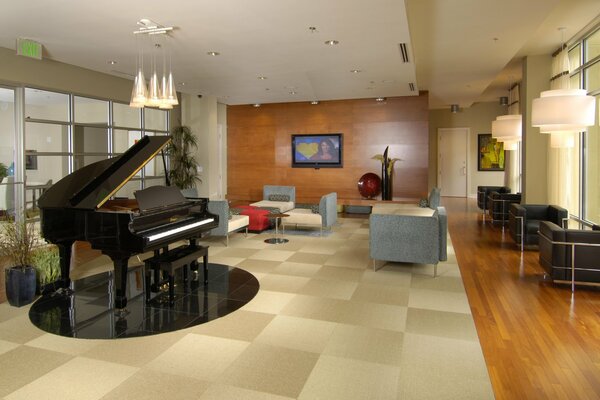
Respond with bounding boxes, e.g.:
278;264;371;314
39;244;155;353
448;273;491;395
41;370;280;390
264;213;289;244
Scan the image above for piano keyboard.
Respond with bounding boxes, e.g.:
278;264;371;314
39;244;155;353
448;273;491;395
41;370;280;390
147;218;215;242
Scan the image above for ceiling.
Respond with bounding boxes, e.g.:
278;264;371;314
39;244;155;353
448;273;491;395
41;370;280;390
0;0;598;109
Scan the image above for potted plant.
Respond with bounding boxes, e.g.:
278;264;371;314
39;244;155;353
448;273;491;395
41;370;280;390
31;244;60;295
0;162;7;184
167;125;201;192
0;220;39;306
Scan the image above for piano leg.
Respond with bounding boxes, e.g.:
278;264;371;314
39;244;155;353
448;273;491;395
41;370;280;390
113;258;129;310
56;242;74;293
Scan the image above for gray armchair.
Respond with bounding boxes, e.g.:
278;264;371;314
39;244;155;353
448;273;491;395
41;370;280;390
369;206;447;276
207;200;249;246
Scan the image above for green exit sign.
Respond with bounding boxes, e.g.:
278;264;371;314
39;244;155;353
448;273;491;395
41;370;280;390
16;38;42;60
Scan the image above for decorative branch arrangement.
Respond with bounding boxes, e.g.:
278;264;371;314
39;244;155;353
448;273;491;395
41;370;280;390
372;146;402;200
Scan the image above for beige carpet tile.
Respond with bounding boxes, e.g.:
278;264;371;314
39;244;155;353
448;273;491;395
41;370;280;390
341;238;371;249
0;346;73;398
0;314;46;344
298;278;359;300
353;227;371;235
271;261;322;278
337;301;408;332
350;282;410;306
240;290;296;314
324;247;371;269
145;333;249;382
254;315;336;353
236;259;282;274
314;265;365;282
397;334;494;399
0;302;30;323
5;356;138;400
188;310;275;342
279;294;349;323
257;274;311;294
298;239;346;255
26;333;100;356
408;287;472;314
248;249;295;262
404;308;480;341
286;251;331;265
266;238;312;252
360;268;412;287
212;247;261;259
328;231;354;240
348;233;370;241
410;274;467;293
199;384;295;400
101;369;210;400
322;323;404;366
218;342;319;398
208;255;245;266
81;331;187;367
228;237;270;250
298;355;400;400
374;261;437;277
0;338;19;356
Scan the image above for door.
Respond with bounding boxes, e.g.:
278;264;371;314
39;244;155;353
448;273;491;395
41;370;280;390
438;128;468;197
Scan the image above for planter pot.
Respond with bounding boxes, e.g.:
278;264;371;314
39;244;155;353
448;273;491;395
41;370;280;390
5;266;37;307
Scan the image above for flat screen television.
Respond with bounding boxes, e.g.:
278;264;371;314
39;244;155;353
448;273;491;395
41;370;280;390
291;133;343;168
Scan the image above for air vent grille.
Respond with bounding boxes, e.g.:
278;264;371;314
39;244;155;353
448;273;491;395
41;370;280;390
409;82;415;92
398;43;410;63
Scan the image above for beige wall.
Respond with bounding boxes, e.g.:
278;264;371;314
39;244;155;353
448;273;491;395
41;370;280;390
429;102;507;197
0;47;131;102
522;55;551;204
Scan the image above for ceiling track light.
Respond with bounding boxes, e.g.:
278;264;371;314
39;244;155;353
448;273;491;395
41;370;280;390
450;104;459;113
499;96;508;106
324;40;339;46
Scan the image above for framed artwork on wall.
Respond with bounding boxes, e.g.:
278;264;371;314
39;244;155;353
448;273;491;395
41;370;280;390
478;134;505;171
25;150;38;170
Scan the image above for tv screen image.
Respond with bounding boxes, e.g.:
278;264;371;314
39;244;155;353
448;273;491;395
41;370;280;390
291;133;343;168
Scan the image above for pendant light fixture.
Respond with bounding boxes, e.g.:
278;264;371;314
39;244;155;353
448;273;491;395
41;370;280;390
130;19;178;109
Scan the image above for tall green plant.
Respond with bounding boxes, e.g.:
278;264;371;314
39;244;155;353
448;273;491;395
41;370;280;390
167;126;201;189
0;162;7;183
31;245;60;285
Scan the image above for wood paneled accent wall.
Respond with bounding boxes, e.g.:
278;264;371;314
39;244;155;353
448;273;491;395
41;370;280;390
227;93;429;204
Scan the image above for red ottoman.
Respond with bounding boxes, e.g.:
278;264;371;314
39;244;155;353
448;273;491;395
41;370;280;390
237;205;272;232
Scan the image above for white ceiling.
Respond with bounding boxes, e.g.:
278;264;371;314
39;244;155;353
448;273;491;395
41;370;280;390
0;0;598;109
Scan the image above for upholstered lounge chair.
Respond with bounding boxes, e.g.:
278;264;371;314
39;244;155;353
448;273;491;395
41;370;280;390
207;200;249;246
508;204;569;249
487;191;521;224
283;192;337;235
477;186;510;212
539;221;600;290
250;185;295;212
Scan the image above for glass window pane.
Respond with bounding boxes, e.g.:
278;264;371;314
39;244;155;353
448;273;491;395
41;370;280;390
26;122;68;153
0;88;15;183
144;108;167;131
25;155;69;192
113;102;140;128
584;61;600;92
1;179;16;219
74;96;107;124
25;88;69;121
570;72;580;89
144;178;165;188
584;95;600;224
568;44;581;70
73;126;108;170
585;28;600;62
115;180;141;199
113;129;141;154
143;132;168;177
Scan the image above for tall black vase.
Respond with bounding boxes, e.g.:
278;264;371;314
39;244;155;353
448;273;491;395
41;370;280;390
381;164;389;200
385;173;393;200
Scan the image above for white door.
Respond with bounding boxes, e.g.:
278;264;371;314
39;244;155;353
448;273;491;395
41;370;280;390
438;128;468;197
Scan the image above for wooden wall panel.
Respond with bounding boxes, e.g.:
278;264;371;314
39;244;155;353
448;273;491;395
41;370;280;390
227;93;429;204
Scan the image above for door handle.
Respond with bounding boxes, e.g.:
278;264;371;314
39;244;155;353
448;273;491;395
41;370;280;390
461;166;466;175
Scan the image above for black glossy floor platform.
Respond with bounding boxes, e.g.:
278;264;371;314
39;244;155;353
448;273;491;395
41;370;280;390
29;263;259;339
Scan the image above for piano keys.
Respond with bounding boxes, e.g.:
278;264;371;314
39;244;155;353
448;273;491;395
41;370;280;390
37;136;218;310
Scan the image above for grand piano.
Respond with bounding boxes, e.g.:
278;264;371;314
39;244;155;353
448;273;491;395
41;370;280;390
37;135;218;310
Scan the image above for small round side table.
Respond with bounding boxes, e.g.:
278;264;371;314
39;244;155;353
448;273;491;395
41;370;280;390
264;213;289;244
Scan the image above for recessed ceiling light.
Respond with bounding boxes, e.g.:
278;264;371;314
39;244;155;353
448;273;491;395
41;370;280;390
311;100;319;105
253;103;261;107
207;51;220;56
350;69;361;74
108;60;117;65
375;97;386;102
309;26;317;33
324;40;339;46
265;88;270;91
289;91;297;95
258;76;267;80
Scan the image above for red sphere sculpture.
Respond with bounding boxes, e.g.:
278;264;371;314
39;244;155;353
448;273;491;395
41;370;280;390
357;173;381;199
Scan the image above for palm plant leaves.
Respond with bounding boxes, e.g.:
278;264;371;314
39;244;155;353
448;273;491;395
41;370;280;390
167;125;201;189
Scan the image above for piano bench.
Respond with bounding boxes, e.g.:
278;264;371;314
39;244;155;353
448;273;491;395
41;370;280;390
144;245;209;305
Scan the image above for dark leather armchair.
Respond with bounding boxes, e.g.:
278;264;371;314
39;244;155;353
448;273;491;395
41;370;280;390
477;186;510;211
508;204;569;248
487;191;521;224
539;221;600;289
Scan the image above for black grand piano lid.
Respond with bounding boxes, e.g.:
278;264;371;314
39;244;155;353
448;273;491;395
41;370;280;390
38;135;171;210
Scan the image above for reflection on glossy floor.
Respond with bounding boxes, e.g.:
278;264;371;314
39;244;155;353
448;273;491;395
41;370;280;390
28;264;259;339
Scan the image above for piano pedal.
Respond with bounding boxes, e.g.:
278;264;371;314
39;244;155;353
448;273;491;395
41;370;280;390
114;308;130;318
